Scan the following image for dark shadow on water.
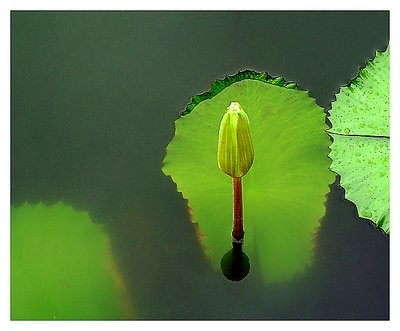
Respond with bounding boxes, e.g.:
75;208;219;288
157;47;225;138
220;242;250;282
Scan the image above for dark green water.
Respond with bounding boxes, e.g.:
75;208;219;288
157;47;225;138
11;11;389;319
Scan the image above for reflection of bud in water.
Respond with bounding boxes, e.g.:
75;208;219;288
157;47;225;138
220;243;250;282
217;102;254;178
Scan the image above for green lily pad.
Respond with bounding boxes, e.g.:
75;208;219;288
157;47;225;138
328;46;390;234
163;71;335;283
11;202;134;320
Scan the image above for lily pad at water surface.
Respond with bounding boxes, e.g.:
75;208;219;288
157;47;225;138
11;202;134;320
163;71;335;283
328;46;390;234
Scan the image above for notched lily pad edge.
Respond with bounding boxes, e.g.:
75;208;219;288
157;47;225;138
325;43;390;236
165;70;336;277
347;183;390;237
181;69;299;116
327;173;390;236
326;43;390;132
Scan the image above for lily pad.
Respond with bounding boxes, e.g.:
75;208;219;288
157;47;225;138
11;202;134;320
327;46;390;234
163;71;335;283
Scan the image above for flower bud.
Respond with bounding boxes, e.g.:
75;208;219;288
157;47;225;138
217;101;254;178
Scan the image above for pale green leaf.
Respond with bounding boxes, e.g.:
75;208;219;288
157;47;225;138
11;202;135;320
328;46;390;233
163;72;335;283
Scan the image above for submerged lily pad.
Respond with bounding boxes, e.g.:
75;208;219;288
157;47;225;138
328;46;390;234
11;202;134;320
163;71;334;283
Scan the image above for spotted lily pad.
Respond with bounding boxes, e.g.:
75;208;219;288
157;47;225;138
327;46;390;234
163;71;335;283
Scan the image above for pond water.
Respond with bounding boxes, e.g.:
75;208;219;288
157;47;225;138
11;11;389;320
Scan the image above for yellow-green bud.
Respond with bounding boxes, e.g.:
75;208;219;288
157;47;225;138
217;101;254;178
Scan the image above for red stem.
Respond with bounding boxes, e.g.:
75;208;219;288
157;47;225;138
232;177;244;242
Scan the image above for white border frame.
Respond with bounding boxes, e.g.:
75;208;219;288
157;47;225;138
1;2;398;331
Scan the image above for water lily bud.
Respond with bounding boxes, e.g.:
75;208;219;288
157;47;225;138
217;101;254;178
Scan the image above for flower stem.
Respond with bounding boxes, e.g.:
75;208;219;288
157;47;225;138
232;177;244;242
